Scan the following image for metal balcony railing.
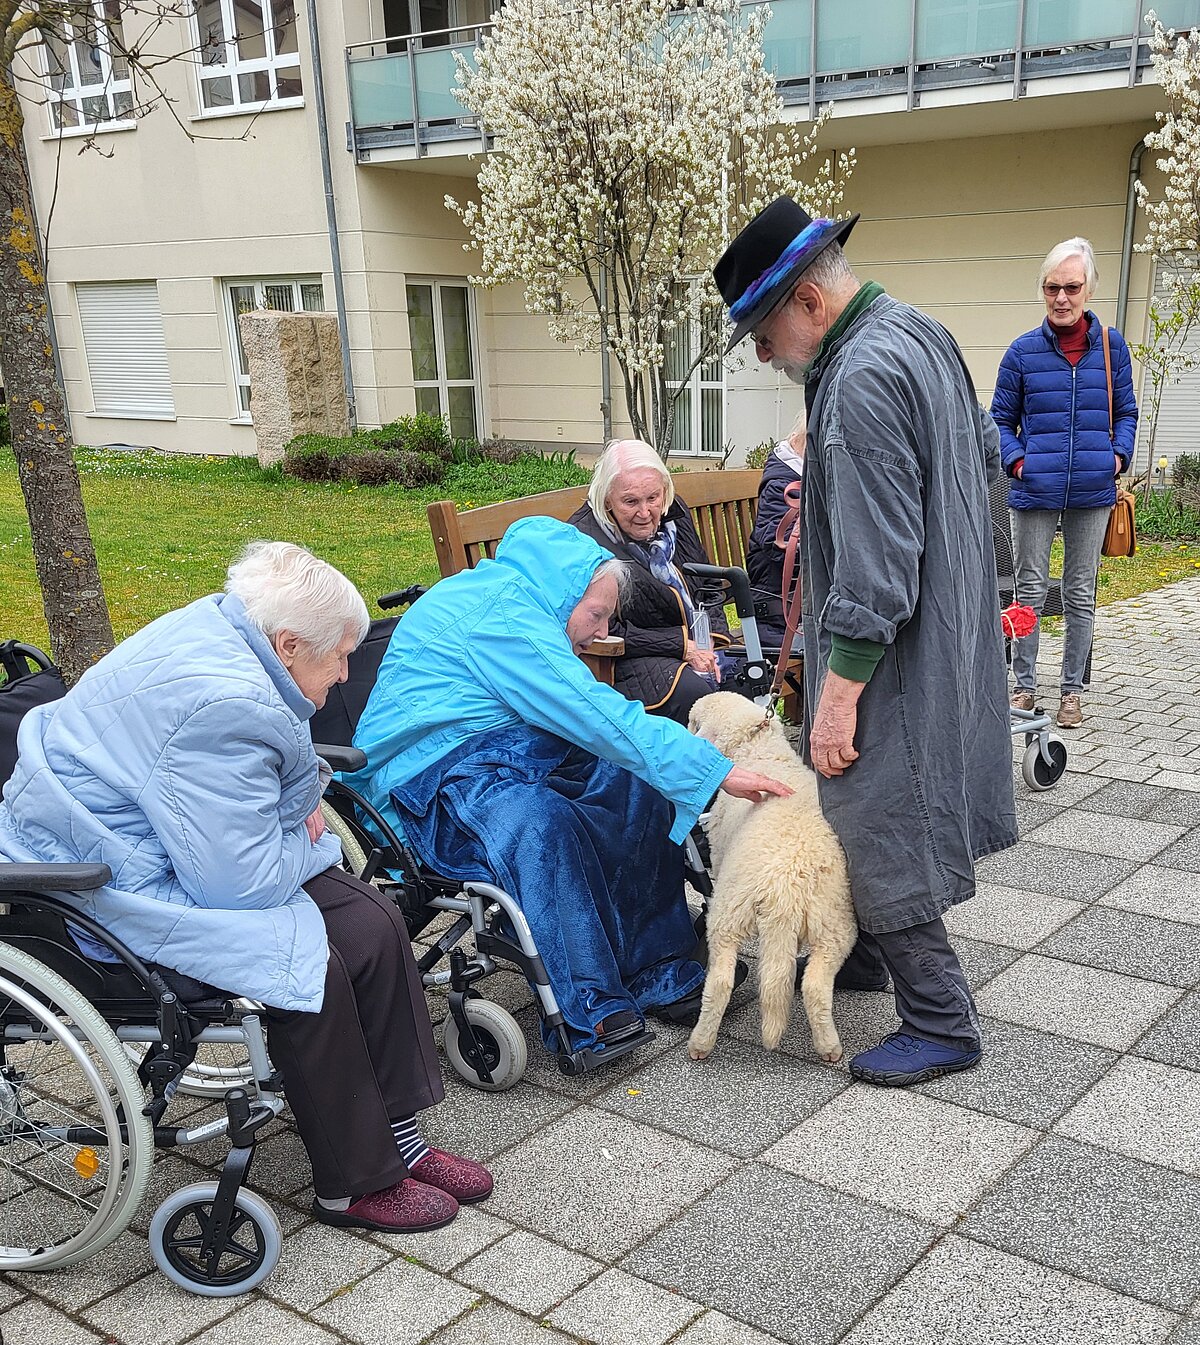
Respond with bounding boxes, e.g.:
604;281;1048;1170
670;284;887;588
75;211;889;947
346;0;1200;159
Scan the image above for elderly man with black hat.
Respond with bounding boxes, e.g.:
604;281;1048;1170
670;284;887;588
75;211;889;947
714;199;1016;1087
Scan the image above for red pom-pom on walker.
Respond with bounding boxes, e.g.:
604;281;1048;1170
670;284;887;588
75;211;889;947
1001;603;1038;640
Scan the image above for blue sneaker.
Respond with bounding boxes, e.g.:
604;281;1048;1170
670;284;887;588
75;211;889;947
849;1032;982;1087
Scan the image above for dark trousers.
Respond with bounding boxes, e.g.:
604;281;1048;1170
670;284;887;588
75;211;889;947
649;666;717;725
843;917;981;1051
265;868;444;1200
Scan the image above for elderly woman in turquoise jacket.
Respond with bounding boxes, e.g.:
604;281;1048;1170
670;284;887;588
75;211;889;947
347;517;788;1057
0;542;491;1237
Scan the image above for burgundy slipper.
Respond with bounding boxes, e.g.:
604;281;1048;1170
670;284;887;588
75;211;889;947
312;1177;459;1233
409;1148;495;1204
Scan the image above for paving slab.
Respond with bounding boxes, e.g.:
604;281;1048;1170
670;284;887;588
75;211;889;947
841;1235;1178;1345
672;1310;790;1345
591;1040;849;1157
1055;1056;1200;1175
265;1222;391;1313
975;953;1182;1049
549;1268;703;1345
81;1273;240;1345
1037;905;1200;986
455;1229;602;1315
486;1105;736;1259
1150;828;1200;873
1134;991;1200;1072
622;1164;935;1345
0;1297;104;1344
974;841;1137;901
9;1228;154;1311
427;1301;581;1345
1100;863;1200;925
422;1075;576;1161
761;1086;1035;1225
309;1260;478;1345
961;1135;1200;1311
913;1017;1118;1127
369;1202;512;1272
1085;782;1200;826
1022;810;1185;861
948;933;1023;990
184;1299;341;1345
942;882;1083;949
723;985;899;1063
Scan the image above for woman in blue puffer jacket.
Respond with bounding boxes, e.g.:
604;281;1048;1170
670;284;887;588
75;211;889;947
991;236;1137;728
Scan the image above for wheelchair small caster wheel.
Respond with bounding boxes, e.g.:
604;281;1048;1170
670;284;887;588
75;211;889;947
1022;734;1067;791
442;998;528;1092
149;1182;281;1296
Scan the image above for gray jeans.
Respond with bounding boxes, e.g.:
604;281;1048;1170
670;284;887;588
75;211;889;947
1010;506;1109;697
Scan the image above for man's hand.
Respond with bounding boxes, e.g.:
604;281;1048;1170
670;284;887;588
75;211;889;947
810;669;865;778
685;640;721;682
720;766;793;801
1114;454;1123;477
304;807;326;843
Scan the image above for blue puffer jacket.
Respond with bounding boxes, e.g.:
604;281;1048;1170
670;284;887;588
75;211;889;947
991;313;1138;511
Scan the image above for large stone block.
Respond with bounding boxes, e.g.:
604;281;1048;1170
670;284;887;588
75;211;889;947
238;309;349;466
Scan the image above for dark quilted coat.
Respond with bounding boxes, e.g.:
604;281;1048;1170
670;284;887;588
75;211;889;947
568;497;728;711
991;312;1138;511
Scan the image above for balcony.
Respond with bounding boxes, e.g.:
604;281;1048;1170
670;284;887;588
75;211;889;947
346;0;1200;163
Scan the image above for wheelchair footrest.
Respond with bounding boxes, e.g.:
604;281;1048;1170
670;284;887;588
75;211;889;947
556;1027;656;1076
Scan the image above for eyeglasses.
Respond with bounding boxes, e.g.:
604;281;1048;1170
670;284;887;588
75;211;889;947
1043;282;1084;297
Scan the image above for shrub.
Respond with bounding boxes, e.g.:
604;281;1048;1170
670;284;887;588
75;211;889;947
282;416;450;487
479;436;533;465
0;403;8;448
370;412;451;461
1136;485;1200;540
744;441;772;470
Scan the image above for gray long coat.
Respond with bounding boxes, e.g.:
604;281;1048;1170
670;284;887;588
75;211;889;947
802;293;1017;935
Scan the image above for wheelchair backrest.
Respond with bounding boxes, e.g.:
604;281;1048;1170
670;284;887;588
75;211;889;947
309;615;399;748
0;641;67;790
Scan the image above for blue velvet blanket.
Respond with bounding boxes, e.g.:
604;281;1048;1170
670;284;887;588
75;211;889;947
390;726;704;1052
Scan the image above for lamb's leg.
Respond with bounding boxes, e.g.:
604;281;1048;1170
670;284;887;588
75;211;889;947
758;919;800;1050
800;942;844;1062
687;928;743;1061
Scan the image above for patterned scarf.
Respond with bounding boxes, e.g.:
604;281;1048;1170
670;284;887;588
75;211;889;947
630;521;696;633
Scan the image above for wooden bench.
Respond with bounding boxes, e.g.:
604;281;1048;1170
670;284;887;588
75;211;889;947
425;470;799;706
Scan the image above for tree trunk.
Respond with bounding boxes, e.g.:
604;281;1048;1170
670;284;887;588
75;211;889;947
0;69;114;683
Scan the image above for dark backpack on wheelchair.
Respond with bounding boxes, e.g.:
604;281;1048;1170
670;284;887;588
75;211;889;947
0;640;66;790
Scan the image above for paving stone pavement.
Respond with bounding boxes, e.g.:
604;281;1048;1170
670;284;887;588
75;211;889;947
6;580;1200;1345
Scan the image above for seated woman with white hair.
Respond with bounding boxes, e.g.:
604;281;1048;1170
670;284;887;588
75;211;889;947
0;542;491;1236
569;439;730;724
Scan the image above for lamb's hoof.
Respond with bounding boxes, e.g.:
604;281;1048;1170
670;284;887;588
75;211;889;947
815;1035;844;1063
688;1042;714;1061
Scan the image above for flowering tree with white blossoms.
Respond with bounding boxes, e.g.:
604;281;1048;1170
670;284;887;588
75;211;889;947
446;0;854;457
1133;10;1200;488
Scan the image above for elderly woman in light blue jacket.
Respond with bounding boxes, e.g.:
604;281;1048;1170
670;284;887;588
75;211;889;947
0;542;490;1236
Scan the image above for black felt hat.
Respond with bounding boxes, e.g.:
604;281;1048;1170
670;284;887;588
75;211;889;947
714;197;859;352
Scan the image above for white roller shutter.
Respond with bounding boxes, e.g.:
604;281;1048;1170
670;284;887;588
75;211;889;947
76;281;175;417
1136;263;1200;470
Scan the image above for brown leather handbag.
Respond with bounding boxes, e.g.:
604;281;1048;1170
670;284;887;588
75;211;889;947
1100;325;1136;557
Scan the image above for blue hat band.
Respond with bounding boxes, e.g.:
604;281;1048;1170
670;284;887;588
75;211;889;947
729;218;839;325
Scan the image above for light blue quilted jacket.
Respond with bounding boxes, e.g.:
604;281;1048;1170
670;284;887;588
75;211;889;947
0;593;341;1011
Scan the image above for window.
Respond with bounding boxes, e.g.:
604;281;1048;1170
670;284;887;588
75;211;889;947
195;0;303;114
666;282;725;456
41;2;134;133
225;277;325;416
406;281;481;440
76;282;175;418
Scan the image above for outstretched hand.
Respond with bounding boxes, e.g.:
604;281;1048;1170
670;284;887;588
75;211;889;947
720;766;793;801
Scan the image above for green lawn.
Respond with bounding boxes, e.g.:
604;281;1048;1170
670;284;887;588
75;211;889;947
1;449;589;647
3;449;1198;649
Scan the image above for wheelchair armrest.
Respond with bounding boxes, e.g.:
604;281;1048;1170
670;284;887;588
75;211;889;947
583;636;624;658
314;744;367;773
0;862;112;893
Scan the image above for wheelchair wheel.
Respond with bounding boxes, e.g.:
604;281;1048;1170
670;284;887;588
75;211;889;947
0;942;154;1270
321;801;370;878
124;1041;256;1100
150;1181;281;1297
1022;734;1068;791
442;999;527;1092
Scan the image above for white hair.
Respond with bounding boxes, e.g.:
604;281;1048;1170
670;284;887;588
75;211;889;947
590;555;632;605
1037;237;1098;297
587;438;675;531
225;541;370;654
797;241;856;291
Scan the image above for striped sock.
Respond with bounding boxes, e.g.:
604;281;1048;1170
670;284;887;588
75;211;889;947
390;1114;430;1169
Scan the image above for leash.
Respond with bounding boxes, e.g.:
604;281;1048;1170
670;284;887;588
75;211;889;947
768;478;804;711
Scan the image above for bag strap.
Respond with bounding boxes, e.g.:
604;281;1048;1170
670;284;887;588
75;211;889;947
770;480;804;699
1101;325;1113;441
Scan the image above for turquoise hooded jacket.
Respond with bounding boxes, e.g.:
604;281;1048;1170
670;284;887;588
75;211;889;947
347;516;732;843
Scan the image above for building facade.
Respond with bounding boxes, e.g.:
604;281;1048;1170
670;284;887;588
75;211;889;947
13;1;1198;470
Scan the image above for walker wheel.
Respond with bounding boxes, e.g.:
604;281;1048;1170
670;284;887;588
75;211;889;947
1022;734;1067;791
149;1182;281;1297
442;998;528;1092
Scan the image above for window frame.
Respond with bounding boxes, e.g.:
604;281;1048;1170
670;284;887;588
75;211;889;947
223;275;326;421
192;0;305;119
665;280;726;458
38;1;135;137
405;277;484;441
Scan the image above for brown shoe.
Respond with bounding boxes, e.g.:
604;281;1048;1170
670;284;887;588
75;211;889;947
1010;691;1035;711
1057;693;1082;728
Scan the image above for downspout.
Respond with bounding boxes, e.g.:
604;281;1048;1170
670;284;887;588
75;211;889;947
1116;137;1148;334
305;0;357;428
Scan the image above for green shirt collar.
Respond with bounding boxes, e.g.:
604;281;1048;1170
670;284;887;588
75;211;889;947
811;280;885;374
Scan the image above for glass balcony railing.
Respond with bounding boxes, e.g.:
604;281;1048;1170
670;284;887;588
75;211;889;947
347;0;1200;158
